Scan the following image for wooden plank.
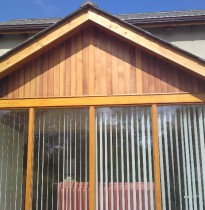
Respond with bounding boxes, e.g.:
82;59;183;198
35;57;42;97
117;40;125;94
99;30;107;95
25;108;35;210
53;47;60;97
0;93;204;108
70;36;77;96
41;53;48;97
166;64;174;93
1;8;205;82
129;47;136;94
141;52;149;94
18;67;25;98
123;43;130;94
59;42;66;96
111;36;118;94
89;106;95;210
160;60;168;93
82;28;89;95
151;104;162;210
76;32;83;95
172;67;180;93
47;50;54;96
65;39;71;96
30;60;37;98
154;59;162;93
147;54;155;93
105;32;112;95
0;11;89;76
136;49;143;94
94;28;101;95
88;9;205;79
24;63;31;98
0;77;8;98
88;27;95;95
12;70;19;98
7;73;14;98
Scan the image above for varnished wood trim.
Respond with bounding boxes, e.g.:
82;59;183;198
0;93;204;108
25;108;35;210
1;7;205;81
0;11;89;77
89;106;95;210
88;9;205;79
152;104;162;210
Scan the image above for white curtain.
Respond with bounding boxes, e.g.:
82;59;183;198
158;105;205;210
0;110;28;210
32;109;89;210
95;107;154;210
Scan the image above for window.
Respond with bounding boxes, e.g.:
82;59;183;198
95;107;154;210
0;110;28;210
32;109;89;210
0;96;205;210
158;105;205;210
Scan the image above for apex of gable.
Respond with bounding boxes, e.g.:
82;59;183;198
80;0;98;9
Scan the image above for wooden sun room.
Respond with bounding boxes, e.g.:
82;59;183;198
0;3;205;210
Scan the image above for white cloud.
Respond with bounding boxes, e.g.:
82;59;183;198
34;0;59;12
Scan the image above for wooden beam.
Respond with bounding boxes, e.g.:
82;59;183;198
0;11;89;77
89;106;95;210
0;93;204;108
87;9;205;79
25;108;35;210
152;104;162;210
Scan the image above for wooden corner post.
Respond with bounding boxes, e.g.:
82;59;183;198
25;108;35;210
89;106;95;210
152;104;162;210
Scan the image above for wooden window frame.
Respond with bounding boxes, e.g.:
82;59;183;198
0;93;204;210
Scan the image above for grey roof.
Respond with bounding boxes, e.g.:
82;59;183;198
1;3;205;66
117;10;205;21
1;9;205;27
0;18;62;26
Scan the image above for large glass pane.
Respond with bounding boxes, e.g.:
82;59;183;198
0;110;28;210
32;109;89;210
95;107;154;210
158;105;205;210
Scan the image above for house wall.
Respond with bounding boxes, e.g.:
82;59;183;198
0;26;205;99
146;25;205;59
0;34;33;56
1;25;205;60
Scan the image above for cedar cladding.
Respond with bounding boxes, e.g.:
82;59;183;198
1;26;205;99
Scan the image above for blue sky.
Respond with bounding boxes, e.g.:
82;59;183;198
1;0;205;22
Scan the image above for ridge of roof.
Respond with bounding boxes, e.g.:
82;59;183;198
1;9;205;26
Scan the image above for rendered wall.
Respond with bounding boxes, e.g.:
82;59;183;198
146;25;205;59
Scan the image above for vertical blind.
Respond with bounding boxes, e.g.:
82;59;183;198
158;105;205;210
0;110;28;210
95;107;155;210
32;109;89;210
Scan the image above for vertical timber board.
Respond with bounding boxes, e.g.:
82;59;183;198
76;32;83;95
25;108;35;210
88;27;95;95
89;106;95;210
136;48;142;94
152;104;162;210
